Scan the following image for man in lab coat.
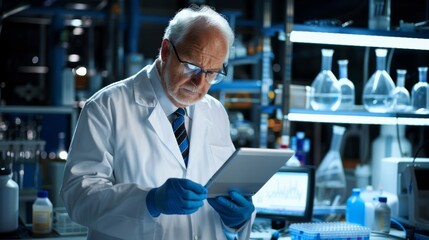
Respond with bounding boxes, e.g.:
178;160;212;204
60;5;255;240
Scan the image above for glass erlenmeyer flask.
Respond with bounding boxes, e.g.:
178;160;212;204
310;49;341;111
362;49;395;113
411;67;429;114
337;59;355;110
392;69;411;112
315;125;347;207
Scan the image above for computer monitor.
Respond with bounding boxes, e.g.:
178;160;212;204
253;166;315;226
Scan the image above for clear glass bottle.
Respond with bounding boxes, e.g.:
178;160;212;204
32;190;53;235
315;125;347;206
310;49;341;111
373;196;391;233
337;59;355;110
362;49;395;113
346;188;366;226
411;67;429;114
392;69;411;112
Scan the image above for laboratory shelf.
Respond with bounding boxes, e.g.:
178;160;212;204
290;24;429;50
0;105;76;114
228;53;264;66
0;105;78;136
209;80;262;93
288;108;429;126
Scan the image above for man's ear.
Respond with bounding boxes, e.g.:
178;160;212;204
160;39;169;61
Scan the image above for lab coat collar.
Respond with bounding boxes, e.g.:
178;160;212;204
133;61;210;169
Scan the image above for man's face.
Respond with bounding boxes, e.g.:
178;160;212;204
160;26;228;107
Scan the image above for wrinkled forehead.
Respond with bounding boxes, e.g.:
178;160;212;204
179;24;229;60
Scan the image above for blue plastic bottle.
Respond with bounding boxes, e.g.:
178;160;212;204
346;188;366;226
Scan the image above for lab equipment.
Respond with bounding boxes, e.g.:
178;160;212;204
337;59;355;110
289;222;370;240
53;207;88;236
354;164;371;189
380;157;429;231
0;167;19;233
146;178;207;216
373;196;391;233
359;186;376;228
309;49;341;111
208;191;254;228
315;125;347;207
205;148;294;197
33;190;53;235
253;166;315;225
368;0;391;30
392;69;411;112
371;125;411;189
346;188;366;226
411;67;429;113
362;49;395;113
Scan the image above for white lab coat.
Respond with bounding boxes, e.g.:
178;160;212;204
60;62;255;240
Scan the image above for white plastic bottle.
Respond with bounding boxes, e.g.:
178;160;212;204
32;190;53;234
373;196;391;233
371;125;412;189
0;167;19;233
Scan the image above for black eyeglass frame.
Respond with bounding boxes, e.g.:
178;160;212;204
168;40;228;84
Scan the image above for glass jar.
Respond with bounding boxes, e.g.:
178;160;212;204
362;49;395;113
310;49;341;111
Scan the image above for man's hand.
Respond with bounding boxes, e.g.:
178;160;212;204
208;191;255;229
146;178;207;217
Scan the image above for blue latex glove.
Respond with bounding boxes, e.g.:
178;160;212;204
208;191;255;229
146;178;207;217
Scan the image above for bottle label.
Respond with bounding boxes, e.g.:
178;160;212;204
33;210;52;233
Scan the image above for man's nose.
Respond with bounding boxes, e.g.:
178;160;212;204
191;72;206;85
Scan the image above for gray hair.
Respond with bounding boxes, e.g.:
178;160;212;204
160;5;234;61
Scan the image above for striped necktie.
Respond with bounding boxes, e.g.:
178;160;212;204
172;108;189;167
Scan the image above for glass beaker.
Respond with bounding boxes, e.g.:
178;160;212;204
392;69;411;112
310;49;341;111
362;49;395;113
315;125;347;207
337;59;355;110
411;67;429;114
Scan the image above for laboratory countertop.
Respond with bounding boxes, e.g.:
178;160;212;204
250;218;407;240
250;229;406;240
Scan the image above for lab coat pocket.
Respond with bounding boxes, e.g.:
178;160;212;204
210;145;234;165
207;145;235;178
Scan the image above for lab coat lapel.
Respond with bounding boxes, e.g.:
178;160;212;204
133;66;186;169
148;104;186;168
187;102;211;170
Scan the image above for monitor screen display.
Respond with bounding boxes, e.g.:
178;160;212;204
253;166;314;223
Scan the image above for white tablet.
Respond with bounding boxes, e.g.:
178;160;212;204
205;148;295;198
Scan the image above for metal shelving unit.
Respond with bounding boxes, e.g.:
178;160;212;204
282;0;429;129
0;106;78;137
282;0;429;163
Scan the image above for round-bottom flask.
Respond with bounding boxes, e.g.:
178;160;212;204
363;49;395;113
310;49;341;111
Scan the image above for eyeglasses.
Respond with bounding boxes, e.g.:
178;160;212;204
168;40;227;84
